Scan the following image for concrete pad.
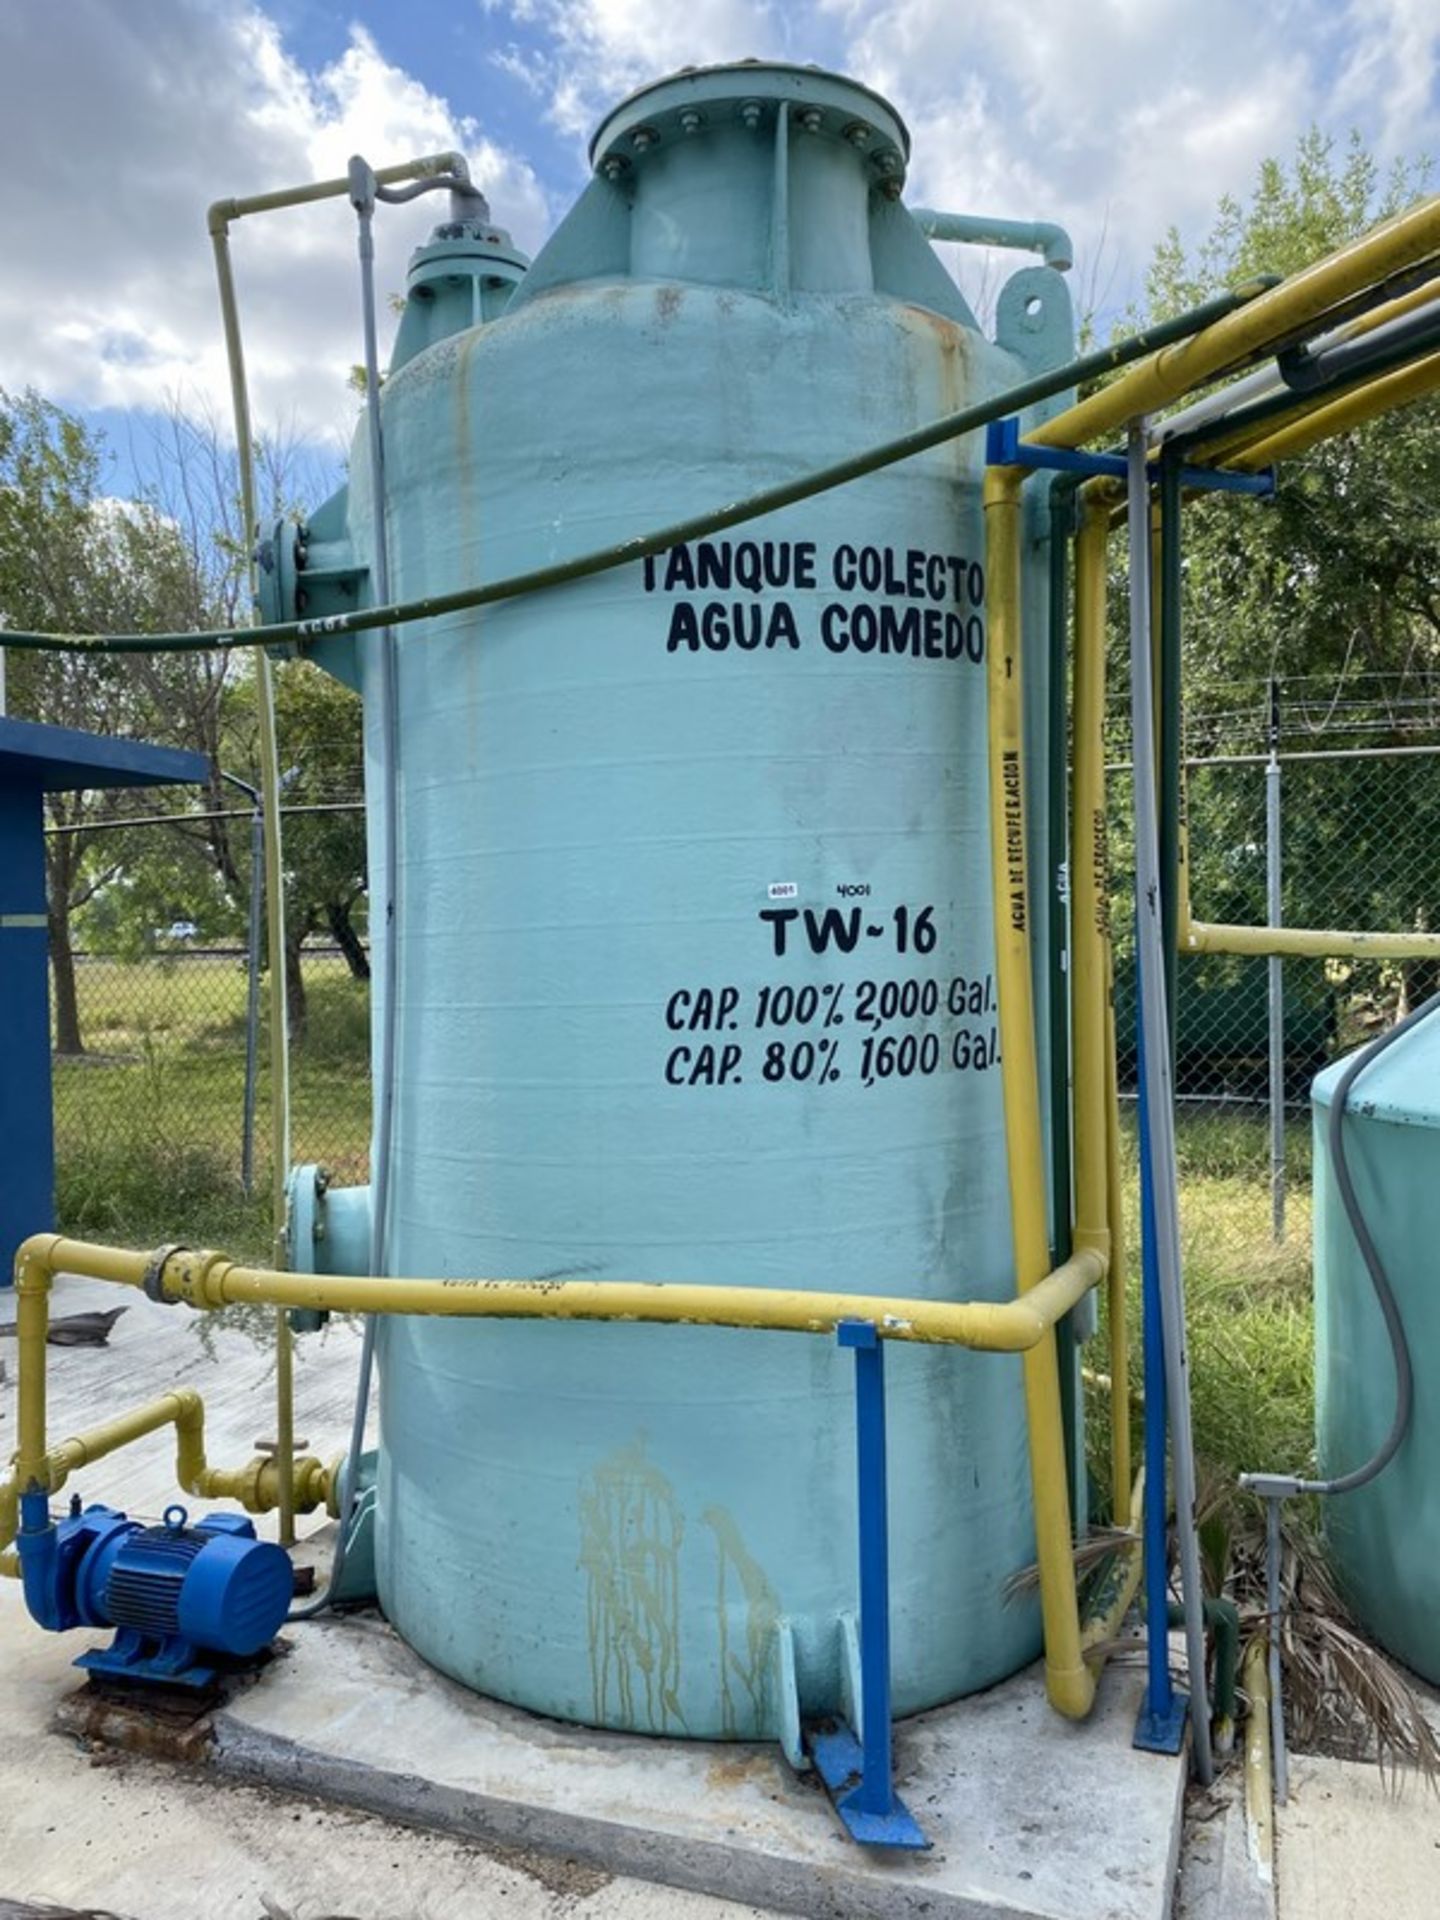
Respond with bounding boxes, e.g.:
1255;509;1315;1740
205;1615;1187;1920
1277;1754;1440;1920
1;1277;764;1919
2;1275;1188;1919
0;1621;764;1920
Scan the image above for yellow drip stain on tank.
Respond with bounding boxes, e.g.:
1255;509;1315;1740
578;1438;687;1734
703;1506;780;1740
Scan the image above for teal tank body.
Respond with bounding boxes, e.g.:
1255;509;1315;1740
320;64;1074;1738
1313;1019;1440;1684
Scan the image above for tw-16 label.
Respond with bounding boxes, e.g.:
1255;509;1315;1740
661;905;1000;1089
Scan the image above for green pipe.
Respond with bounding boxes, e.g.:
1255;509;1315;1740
0;284;1273;658
1168;1596;1240;1737
1158;450;1183;1066
1175;312;1440;463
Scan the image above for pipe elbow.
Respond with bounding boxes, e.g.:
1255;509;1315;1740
172;1391;210;1491
1033;223;1075;272
14;1234;62;1293
1045;1660;1098;1721
1072;1231;1111;1271
1009;1304;1049;1351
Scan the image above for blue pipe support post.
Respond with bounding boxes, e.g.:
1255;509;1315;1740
809;1321;928;1851
1132;1003;1189;1754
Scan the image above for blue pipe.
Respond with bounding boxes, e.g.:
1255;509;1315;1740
1133;989;1188;1752
17;1490;59;1630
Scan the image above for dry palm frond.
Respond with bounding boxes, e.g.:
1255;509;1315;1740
1275;1547;1440;1787
1003;1525;1138;1600
0;1905;136;1920
1229;1510;1440;1788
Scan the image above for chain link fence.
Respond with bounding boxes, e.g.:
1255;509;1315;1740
48;807;370;1257
44;746;1439;1274
1109;743;1440;1284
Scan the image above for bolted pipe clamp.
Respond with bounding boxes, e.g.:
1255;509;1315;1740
142;1244;193;1305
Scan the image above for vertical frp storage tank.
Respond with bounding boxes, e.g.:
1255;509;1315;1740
1313;1018;1440;1684
308;62;1076;1741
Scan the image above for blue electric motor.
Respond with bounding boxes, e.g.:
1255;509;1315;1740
18;1494;293;1687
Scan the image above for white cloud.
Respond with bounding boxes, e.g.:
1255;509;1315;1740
1332;0;1440;165
491;0;802;138
527;0;1440;319
4;0;1438;462
0;5;550;447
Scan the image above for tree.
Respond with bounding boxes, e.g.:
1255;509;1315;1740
0;389;221;1051
267;658;368;1043
1125;134;1440;1012
0;389;355;1050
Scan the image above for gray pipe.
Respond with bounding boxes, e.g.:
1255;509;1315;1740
1243;986;1440;1505
289;156;402;1620
219;771;264;1197
1126;419;1215;1785
241;802;264;1194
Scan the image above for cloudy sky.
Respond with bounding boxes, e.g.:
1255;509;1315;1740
2;0;1437;485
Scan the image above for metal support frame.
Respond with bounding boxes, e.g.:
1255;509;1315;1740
808;1321;928;1851
985;417;1275;496
1124;420;1214;1784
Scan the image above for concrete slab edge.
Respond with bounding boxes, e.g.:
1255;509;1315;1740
211;1713;1030;1920
1162;1735;1189;1915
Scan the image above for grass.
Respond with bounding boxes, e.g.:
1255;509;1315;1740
52;952;371;1261
1086;1104;1319;1521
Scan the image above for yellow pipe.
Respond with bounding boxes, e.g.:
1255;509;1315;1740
1079;1468;1146;1659
13;1236;57;1498
1243;1635;1276;1884
1029;197;1440;450
207;153;489;1546
0;1242;336;1579
1073;482;1132;1522
1189;287;1440;466
15;1234;1102;1354
1184;917;1440;959
984;466;1093;1720
1069;494;1111;1269
1228;346;1440;468
1332;272;1440;342
207;153;470;232
1103;973;1132;1520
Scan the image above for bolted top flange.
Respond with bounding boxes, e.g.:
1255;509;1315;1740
590;60;910;199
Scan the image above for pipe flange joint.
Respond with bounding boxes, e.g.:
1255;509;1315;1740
142;1244;192;1306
